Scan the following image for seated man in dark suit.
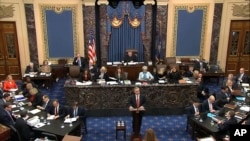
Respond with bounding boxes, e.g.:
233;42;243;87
214;110;238;140
216;86;232;108
15;110;35;141
186;98;202;119
73;53;88;71
197;77;210;102
0;93;11;108
36;95;53;113
65;101;87;134
0;82;4;99
47;99;66;119
0;103;16;127
123;51;137;62
25;62;39;74
201;95;220;113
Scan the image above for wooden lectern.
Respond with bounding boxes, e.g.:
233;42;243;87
129;108;145;141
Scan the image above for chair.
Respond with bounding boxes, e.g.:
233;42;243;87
165;57;176;65
69;66;80;78
125;48;138;57
9;125;23;141
42;132;58;141
58;59;67;65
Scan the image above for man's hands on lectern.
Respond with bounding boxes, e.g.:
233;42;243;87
129;106;145;111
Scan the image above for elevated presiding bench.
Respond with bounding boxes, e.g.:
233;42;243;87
64;81;198;116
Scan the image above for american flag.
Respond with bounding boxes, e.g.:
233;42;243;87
88;28;96;66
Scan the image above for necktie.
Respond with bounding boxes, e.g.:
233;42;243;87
78;59;81;67
209;102;213;111
74;109;77;117
136;95;140;108
55;107;58;115
143;72;147;80
43;102;47;109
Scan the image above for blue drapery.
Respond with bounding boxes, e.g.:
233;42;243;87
107;1;145;62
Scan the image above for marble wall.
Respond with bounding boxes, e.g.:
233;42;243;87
209;3;223;65
24;4;39;66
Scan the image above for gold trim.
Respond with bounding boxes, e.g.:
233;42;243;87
128;17;141;28
0;4;15;19
111;16;123;28
173;4;208;58
187;5;195;13
40;4;78;61
232;3;250;18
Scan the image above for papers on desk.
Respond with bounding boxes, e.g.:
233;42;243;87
198;136;215;141
34;123;46;128
107;81;118;85
158;80;165;84
135;82;141;85
27;116;40;126
64;118;77;123
76;81;92;86
14;95;27;101
124;80;131;85
109;77;117;81
239;106;250;112
47;115;55;120
186;81;193;83
242;83;249;87
30;109;41;114
127;62;137;65
107;62;112;65
9;88;18;92
40;73;51;76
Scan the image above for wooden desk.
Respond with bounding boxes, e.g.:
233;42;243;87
51;64;69;79
64;81;198;116
24;74;53;88
106;65;153;81
202;71;225;85
0;124;11;141
62;134;82;141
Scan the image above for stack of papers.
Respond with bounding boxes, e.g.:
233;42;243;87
47;115;55;120
124;80;131;85
14;95;26;101
107;81;118;85
34;123;46;128
30;109;41;114
64;118;77;123
240;106;250;112
76;81;92;85
27;116;40;126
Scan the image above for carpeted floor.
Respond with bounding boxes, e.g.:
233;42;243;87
17;78;221;141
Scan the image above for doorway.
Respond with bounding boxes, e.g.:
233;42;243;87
226;20;250;76
0;22;21;80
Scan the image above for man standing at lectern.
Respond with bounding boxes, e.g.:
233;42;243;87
129;87;146;135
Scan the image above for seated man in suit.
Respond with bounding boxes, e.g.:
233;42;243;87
214;110;238;140
235;67;248;84
25;62;39;74
0;93;11;108
47;99;66;120
216;86;232;108
186;98;202;119
0;103;16;127
73;53;88;71
0;82;3;99
65;101;87;134
201;95;220;113
138;66;154;82
36;95;53;113
15;110;35;141
123;51;137;62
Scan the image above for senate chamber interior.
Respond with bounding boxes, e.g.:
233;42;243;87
0;0;250;141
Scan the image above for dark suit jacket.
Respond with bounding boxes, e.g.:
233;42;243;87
124;55;137;62
218;117;237;136
186;105;202;118
168;71;182;83
0;99;6;107
78;73;92;82
31;93;44;107
197;82;210;101
128;94;146;109
0;109;15;127
48;105;66;118
235;73;248;84
194;61;209;72
43;100;53;113
201;100;220;113
73;57;88;69
25;65;39;73
68;106;86;119
216;92;232;108
0;89;3;99
15;118;34;141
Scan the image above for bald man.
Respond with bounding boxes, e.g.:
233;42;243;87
201;95;220;113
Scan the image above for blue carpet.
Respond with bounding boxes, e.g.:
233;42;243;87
17;78;221;141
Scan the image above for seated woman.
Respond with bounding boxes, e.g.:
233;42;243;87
78;69;92;82
3;74;18;92
168;66;182;83
40;59;51;73
138;66;154;82
95;66;109;81
143;128;159;141
27;88;43;107
114;67;126;81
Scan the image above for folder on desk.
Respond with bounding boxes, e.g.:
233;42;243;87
14;95;26;102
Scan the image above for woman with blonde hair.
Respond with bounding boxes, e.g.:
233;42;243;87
143;128;159;141
3;74;18;92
